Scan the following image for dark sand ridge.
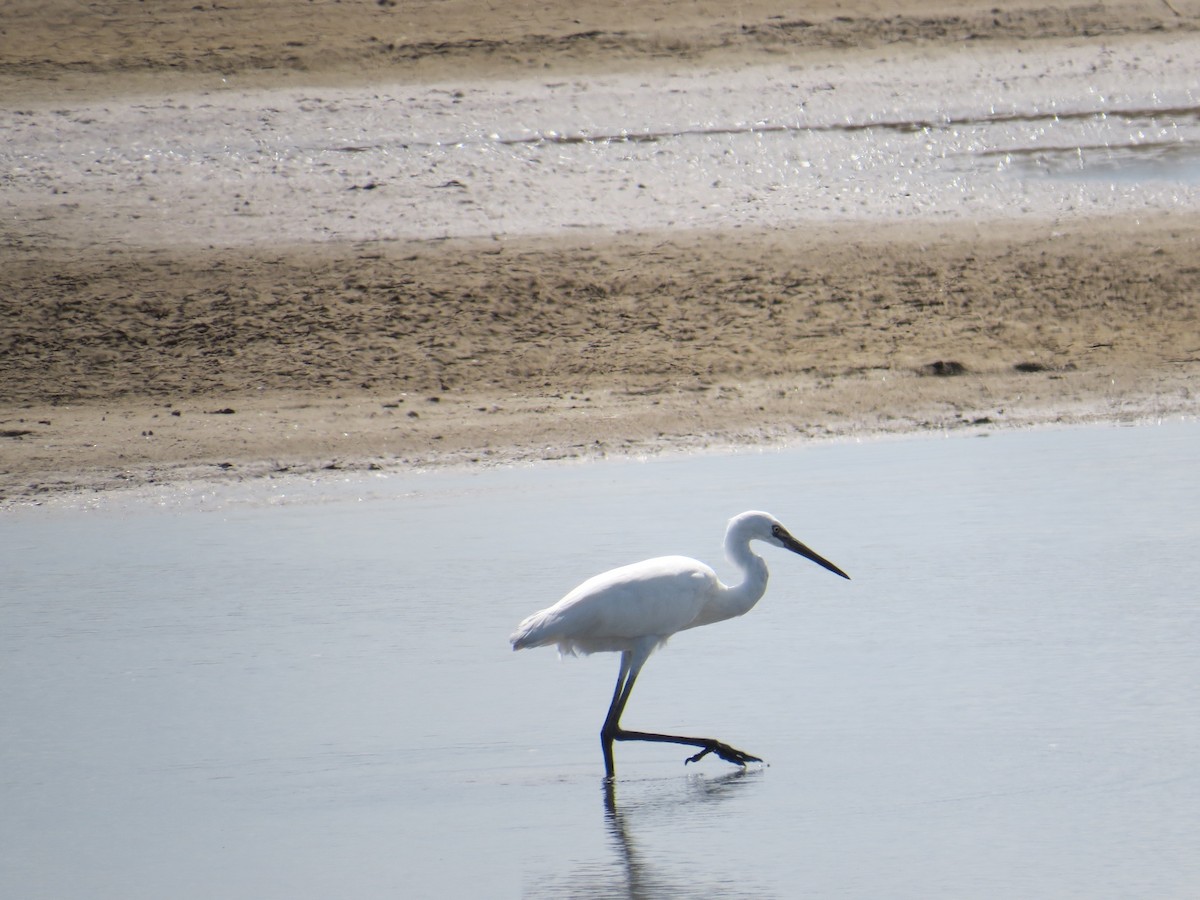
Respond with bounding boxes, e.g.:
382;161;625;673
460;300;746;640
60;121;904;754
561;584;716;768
4;0;1198;101
4;217;1197;503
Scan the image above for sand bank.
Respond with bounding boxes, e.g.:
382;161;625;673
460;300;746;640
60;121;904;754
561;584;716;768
2;0;1199;506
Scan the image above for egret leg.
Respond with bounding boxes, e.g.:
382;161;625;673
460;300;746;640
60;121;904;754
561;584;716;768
601;651;635;779
600;650;762;778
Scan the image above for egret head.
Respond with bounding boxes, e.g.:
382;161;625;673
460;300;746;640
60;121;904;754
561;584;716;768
730;510;851;580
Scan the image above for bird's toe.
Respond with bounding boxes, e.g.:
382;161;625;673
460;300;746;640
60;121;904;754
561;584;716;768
684;741;762;767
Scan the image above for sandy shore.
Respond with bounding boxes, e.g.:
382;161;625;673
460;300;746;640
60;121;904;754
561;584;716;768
4;0;1199;101
3;0;1199;507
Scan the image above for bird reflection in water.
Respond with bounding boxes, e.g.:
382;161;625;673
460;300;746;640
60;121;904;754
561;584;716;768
599;771;772;900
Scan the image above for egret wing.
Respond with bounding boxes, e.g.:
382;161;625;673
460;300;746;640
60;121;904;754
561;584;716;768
511;556;719;654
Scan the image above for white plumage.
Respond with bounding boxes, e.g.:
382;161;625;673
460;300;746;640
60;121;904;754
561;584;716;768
510;510;850;778
511;556;717;656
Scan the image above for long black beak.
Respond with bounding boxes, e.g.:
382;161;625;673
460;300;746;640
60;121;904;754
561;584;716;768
780;532;851;580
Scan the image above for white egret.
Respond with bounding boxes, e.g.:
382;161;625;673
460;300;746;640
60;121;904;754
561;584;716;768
510;510;850;778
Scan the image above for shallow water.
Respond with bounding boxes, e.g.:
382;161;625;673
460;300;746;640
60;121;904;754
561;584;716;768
3;420;1199;897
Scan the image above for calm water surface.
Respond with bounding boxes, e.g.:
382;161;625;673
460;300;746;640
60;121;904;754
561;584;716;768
3;421;1198;898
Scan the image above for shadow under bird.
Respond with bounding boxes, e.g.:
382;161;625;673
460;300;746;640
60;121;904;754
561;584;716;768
510;510;850;778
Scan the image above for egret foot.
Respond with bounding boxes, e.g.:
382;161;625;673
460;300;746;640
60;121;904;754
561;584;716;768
608;727;762;771
684;741;762;767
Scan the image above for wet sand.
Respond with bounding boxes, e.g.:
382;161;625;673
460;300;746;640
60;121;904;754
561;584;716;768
2;0;1199;506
